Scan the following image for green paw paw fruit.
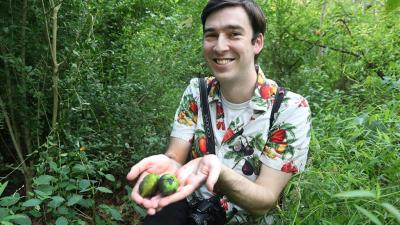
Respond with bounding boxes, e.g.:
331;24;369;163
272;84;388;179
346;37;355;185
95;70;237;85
139;173;160;198
158;173;179;196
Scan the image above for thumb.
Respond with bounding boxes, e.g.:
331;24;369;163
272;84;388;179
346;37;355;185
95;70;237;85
205;164;221;192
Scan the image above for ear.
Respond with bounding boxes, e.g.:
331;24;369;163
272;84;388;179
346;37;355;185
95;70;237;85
253;33;264;55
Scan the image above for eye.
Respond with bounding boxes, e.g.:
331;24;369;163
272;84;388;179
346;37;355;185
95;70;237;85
204;33;218;39
231;32;241;38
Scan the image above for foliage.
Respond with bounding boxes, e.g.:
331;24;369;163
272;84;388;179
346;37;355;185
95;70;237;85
0;0;399;224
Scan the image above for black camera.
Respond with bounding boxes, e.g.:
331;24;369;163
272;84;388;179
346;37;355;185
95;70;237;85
188;196;227;225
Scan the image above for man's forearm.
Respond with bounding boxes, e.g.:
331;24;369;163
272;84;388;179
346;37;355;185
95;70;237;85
215;164;277;216
164;137;191;165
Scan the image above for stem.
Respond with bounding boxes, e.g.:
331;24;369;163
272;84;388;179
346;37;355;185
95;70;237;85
43;1;61;131
0;97;32;194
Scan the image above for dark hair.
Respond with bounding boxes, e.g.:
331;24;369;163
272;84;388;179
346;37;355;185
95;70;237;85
201;0;266;44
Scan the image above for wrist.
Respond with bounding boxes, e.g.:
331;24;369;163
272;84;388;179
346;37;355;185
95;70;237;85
164;153;183;166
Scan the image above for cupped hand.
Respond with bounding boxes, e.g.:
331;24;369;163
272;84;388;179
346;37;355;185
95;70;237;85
126;154;181;215
156;154;222;210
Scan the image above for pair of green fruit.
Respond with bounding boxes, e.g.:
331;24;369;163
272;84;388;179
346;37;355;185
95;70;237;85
139;173;179;198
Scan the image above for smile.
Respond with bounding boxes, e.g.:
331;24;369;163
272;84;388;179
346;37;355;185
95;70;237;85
214;58;234;65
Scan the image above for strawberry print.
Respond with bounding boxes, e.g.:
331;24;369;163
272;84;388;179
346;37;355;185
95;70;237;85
198;136;207;154
281;161;299;173
260;84;275;100
270;129;286;143
216;102;225;130
190;100;198;113
297;98;309;108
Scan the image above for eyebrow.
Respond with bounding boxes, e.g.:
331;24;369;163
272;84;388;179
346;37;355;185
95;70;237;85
204;25;245;33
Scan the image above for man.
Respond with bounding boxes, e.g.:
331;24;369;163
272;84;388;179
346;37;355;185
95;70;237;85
127;0;311;224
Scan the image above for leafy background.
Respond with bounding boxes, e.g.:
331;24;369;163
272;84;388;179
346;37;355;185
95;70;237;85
0;0;399;224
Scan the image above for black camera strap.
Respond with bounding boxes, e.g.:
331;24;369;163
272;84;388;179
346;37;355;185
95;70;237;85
270;87;286;130
199;78;216;154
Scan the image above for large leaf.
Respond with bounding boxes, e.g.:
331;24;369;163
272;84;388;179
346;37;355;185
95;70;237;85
55;216;68;225
333;190;376;199
0;194;20;207
105;174;116;182
96;187;112;194
34;175;56;186
0;207;9;218
6;214;32;225
47;196;65;208
78;179;91;191
67;194;83;206
381;202;400;223
22;199;42;207
355;205;382;225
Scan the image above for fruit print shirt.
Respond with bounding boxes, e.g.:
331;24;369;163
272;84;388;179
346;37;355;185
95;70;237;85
171;67;311;223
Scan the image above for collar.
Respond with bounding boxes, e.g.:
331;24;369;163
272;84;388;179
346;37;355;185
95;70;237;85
206;66;278;112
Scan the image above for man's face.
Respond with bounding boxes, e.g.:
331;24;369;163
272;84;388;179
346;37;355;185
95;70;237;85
203;6;263;82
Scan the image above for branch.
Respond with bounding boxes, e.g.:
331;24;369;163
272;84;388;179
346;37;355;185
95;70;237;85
289;32;361;58
286;31;385;79
0;97;29;175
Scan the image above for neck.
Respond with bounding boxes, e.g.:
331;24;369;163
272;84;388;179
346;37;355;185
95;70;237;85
219;70;257;104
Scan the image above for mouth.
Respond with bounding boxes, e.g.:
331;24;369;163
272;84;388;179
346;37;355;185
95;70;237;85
213;58;234;65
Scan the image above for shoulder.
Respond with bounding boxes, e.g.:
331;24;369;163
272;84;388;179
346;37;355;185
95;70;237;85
282;90;310;110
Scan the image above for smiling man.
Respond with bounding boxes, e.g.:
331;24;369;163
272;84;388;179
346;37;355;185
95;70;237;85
127;1;311;225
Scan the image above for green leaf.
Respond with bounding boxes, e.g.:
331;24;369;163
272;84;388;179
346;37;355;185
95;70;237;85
22;199;42;207
47;196;65;208
108;207;122;221
57;206;69;215
35;185;54;196
96;187;112;194
0;194;20;207
6;214;31;225
381;202;400;223
1;221;13;225
67;194;82;206
34;175;56;186
131;202;147;218
77;199;93;208
78;179;91;191
355;205;382;225
33;190;51;199
385;0;400;11
98;204;122;221
55;216;68;225
0;182;8;197
72;164;86;173
333;190;376;199
105;174;116;182
0;207;10;217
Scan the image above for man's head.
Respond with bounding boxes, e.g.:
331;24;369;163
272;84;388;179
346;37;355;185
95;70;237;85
201;0;266;46
201;0;266;83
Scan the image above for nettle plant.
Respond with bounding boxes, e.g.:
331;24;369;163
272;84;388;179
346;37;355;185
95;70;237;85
0;182;31;225
1;141;123;225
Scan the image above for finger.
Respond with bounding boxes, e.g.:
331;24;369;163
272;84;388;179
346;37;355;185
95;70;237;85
131;174;147;205
206;164;221;192
147;208;157;215
126;158;150;180
140;192;162;209
158;183;196;208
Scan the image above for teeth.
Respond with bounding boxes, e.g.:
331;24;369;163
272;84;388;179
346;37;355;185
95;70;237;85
215;59;233;65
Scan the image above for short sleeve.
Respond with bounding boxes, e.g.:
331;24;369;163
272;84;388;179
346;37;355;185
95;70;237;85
170;78;200;142
260;92;311;173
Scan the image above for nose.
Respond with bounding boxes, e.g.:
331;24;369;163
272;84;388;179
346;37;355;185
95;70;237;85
214;35;229;53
